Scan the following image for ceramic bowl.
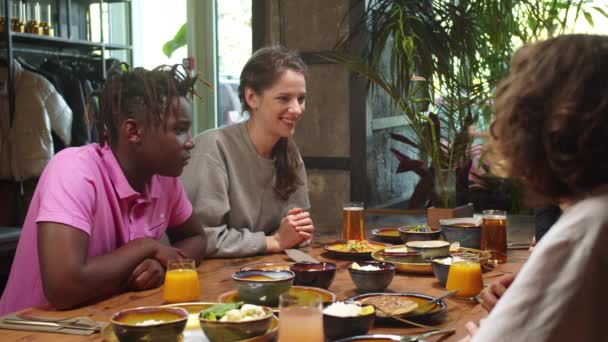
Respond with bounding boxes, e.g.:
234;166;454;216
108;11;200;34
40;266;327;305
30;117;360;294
198;306;274;342
378;245;425;264
323;302;376;341
440;218;482;249
371;228;403;244
232;270;294;307
110;306;188;342
240;261;293;272
348;261;396;293
289;262;337;289
431;256;452;288
398;226;442;243
405;240;451;260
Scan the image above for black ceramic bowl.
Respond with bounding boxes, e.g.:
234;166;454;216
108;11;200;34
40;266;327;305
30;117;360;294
323;302;375;341
289;262;337;289
348;261;396;293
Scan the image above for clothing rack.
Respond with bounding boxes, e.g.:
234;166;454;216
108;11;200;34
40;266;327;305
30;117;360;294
11;47;103;61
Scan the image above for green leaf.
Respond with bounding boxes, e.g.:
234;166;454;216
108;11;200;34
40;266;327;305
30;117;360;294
163;23;187;58
583;11;594;27
201;302;243;320
591;6;608;19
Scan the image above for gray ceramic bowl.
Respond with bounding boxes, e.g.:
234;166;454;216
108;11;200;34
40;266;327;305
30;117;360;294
348;261;396;293
405;240;451;260
199;306;274;342
378;245;425;264
431;256;452;288
232;270;294;306
398;226;443;243
323;302;375;341
290;262;337;289
110;306;188;342
440;218;482;249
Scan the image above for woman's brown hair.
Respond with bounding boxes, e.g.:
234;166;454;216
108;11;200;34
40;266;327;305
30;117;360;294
95;64;199;147
239;46;308;199
490;34;608;201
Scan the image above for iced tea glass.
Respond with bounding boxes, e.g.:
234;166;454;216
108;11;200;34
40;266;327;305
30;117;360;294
445;255;484;300
343;202;365;240
278;292;323;342
481;210;508;264
162;259;200;303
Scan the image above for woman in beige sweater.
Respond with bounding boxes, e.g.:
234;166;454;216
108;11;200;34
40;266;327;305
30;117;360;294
181;46;314;257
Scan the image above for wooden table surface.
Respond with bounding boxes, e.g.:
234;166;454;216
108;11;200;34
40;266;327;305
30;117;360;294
0;238;529;341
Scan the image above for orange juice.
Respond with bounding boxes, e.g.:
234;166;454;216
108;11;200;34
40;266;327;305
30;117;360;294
278;306;323;342
162;269;200;303
446;260;483;299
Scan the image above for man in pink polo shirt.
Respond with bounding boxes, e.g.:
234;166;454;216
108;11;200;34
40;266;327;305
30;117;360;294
0;65;206;314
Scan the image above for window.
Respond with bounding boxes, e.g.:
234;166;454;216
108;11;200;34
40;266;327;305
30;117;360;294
216;0;252;127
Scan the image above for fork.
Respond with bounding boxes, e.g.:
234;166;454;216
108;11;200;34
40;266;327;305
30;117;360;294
400;328;456;341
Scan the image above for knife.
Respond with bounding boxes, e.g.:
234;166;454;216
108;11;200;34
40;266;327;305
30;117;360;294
3;318;101;332
285;249;320;263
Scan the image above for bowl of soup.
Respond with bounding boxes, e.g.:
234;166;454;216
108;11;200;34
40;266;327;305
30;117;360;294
232;270;294;306
440;218;482;249
110;306;188;342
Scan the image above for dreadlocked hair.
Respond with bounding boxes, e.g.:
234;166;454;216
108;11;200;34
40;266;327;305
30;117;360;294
93;63;200;146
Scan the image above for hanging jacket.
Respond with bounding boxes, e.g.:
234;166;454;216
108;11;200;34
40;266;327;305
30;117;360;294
0;60;72;181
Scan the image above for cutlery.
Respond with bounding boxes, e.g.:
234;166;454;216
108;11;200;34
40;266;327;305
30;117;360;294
400;328;456;341
3;318;101;332
417;290;458;311
345;302;434;329
285;248;320;263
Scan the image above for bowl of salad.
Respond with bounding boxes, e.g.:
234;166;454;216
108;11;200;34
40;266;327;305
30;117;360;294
198;302;274;342
398;225;442;243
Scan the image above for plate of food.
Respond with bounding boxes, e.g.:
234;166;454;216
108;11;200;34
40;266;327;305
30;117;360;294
102;302;278;342
218;286;336;312
371;228;403;244
347;292;447;324
372;245;491;274
323;240;390;260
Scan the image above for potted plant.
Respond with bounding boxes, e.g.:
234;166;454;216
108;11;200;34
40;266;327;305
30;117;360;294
328;0;604;226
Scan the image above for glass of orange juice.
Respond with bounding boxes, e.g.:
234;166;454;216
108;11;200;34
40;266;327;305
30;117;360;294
445;255;483;300
162;259;200;303
278;292;323;342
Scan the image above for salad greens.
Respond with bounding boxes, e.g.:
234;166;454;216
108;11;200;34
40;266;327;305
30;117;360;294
201;302;243;321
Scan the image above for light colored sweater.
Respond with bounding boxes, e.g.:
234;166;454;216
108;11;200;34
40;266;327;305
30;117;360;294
473;189;608;341
181;122;310;257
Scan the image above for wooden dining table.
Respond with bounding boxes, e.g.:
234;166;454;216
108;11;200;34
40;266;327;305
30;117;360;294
0;235;529;341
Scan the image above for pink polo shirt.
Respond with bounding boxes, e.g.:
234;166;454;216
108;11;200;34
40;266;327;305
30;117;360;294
0;144;193;314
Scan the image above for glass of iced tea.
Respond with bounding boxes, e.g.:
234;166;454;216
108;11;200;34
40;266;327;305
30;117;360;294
481;210;508;264
343;202;365;240
445;255;484;300
162;259;200;303
278;292;323;342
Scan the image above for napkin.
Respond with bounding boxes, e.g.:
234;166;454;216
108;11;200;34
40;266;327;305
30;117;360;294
0;313;107;335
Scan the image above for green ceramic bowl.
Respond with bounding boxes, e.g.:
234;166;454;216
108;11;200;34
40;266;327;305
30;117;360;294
232;270;294;306
110;306;188;342
199;306;274;342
